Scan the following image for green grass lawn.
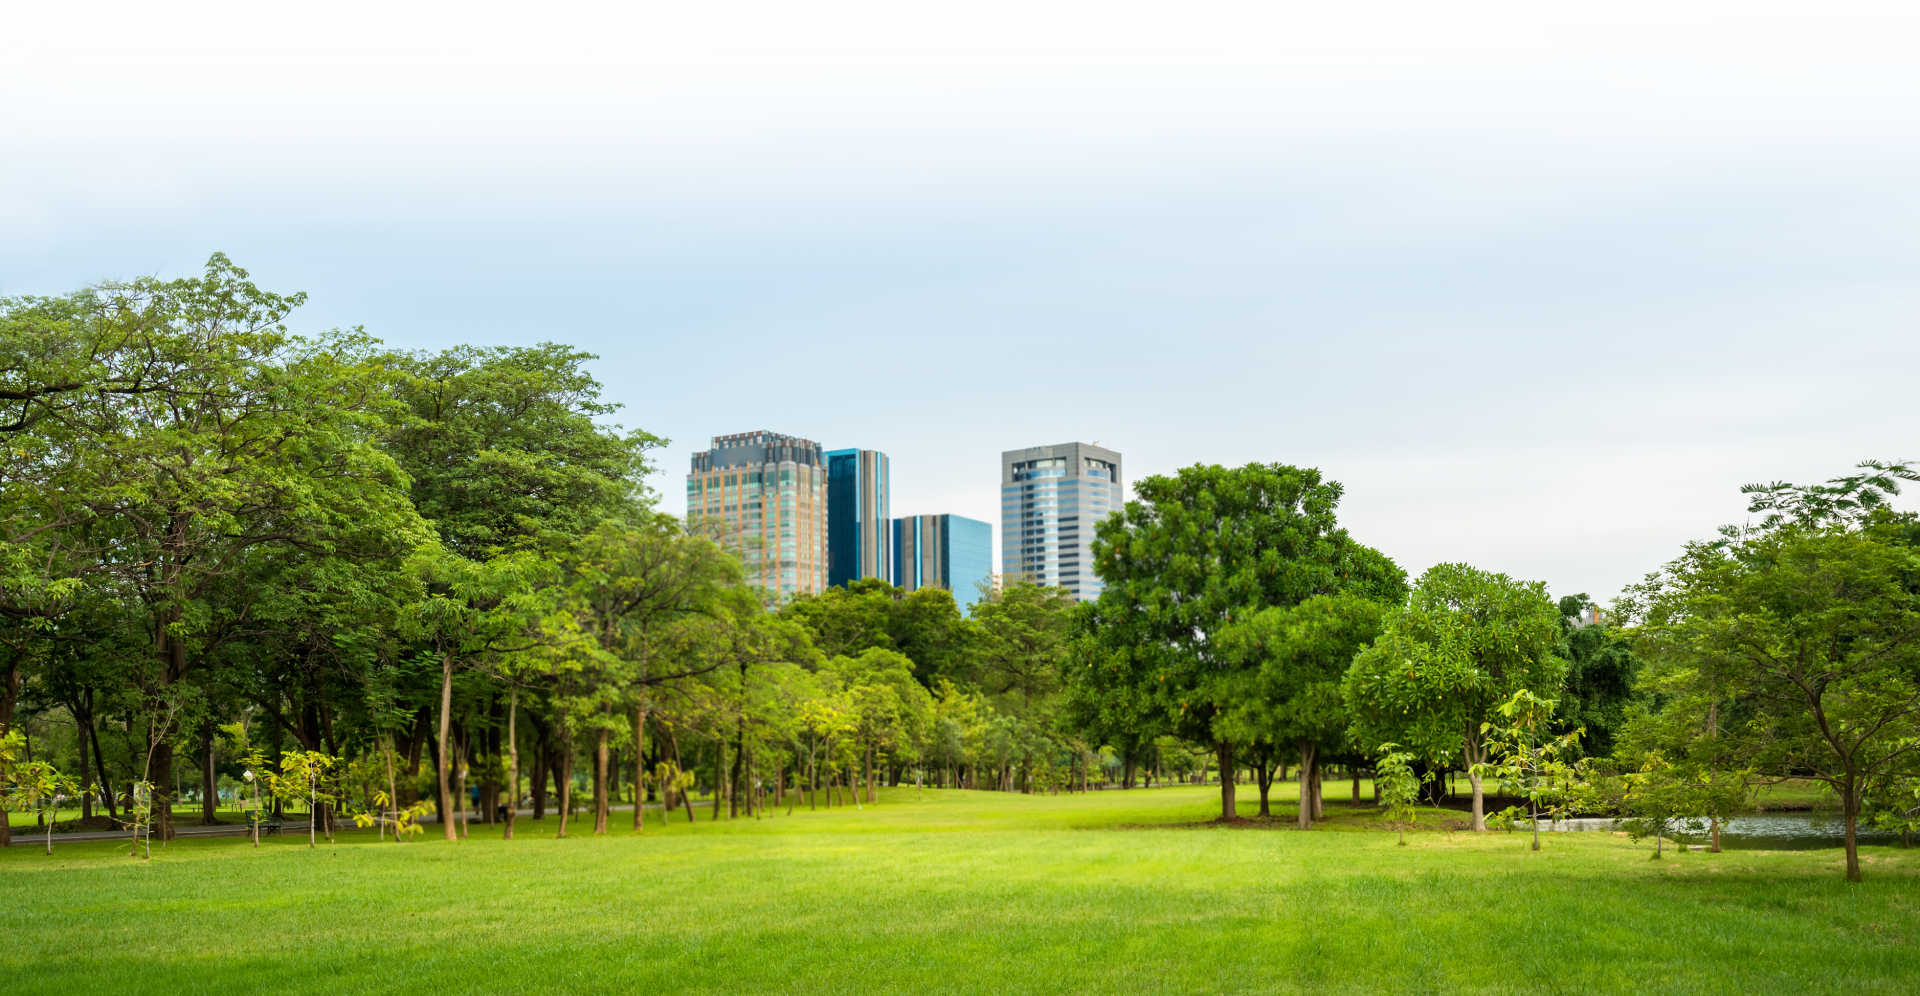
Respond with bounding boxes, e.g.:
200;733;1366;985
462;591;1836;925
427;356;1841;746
4;784;1915;995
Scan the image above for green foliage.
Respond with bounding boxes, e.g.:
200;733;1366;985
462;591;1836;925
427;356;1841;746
1627;509;1920;880
1473;689;1598;850
382;343;662;558
1071;462;1405;815
1373;743;1421;844
1343;563;1568;828
1553;593;1642;759
1738;459;1918;533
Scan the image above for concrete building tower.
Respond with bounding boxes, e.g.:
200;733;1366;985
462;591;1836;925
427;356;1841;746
893;513;994;614
826;448;891;587
1000;442;1122;601
688;431;827;597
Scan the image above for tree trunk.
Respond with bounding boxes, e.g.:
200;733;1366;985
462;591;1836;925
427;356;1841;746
1843;776;1862;883
0;660;15;848
556;732;575;838
1351;767;1360;804
1311;761;1324;820
1256;757;1273;817
531;749;548;820
632;708;647;830
76;699;95;821
593;726;611;834
1462;733;1487;831
868;743;877;803
202;721;219;824
436;652;458;842
729;723;745;819
504;690;518;840
1216;742;1236;819
1297;739;1318;829
712;739;726;821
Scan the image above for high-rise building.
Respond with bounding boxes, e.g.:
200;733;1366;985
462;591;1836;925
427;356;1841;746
826;448;891;587
892;514;994;614
688;431;827;597
1000;442;1122;601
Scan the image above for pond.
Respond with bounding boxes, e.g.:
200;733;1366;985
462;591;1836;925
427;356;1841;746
1527;814;1909;850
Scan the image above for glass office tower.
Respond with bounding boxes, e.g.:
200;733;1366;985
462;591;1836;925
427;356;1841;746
1000;442;1122;602
892;513;994;614
688;431;827;597
826;448;891;587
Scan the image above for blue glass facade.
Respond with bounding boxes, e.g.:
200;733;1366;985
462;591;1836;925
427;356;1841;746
893;513;994;615
826;448;891;587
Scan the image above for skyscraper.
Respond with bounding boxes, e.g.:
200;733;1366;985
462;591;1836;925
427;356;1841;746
688;431;827;597
893;513;994;614
826;448;890;587
1000;442;1122;601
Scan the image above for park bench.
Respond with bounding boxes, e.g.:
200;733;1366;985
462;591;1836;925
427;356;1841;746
259;819;283;836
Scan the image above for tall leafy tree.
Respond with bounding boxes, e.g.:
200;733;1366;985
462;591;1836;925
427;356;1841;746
1553;594;1642;760
1219;593;1391;825
383;343;661;558
557;516;744;833
1071;463;1407;819
1626;513;1920;882
12;257;427;837
1343;564;1568;831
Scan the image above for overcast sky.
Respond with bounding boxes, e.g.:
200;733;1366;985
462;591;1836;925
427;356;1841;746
5;1;1917;603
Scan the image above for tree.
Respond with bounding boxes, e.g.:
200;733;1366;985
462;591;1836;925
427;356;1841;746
1626;517;1920;881
1552;594;1642;760
825;648;933;802
555;516;743;833
1072;462;1407;820
400;549;559;841
382;343;660;559
1344;564;1568;831
1374;743;1421;845
781;579;899;661
8;256;428;838
1219;593;1391;825
1474;689;1596;851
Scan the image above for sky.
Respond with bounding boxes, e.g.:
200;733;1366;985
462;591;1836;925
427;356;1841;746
4;1;1917;604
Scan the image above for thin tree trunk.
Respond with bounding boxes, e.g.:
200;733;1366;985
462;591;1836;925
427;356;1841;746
0;659;15;848
531;749;547;820
632;708;647;830
202;721;219;824
1463;732;1487;832
556;729;575;838
1844;775;1862;883
436;651;457;842
76;699;94;821
1216;742;1236;819
1256;756;1273;817
88;704;117;821
1311;762;1324;820
504;690;518;840
593;725;611;834
1296;740;1317;829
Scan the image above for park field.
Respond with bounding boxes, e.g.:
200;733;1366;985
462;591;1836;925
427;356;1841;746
4;785;1916;995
